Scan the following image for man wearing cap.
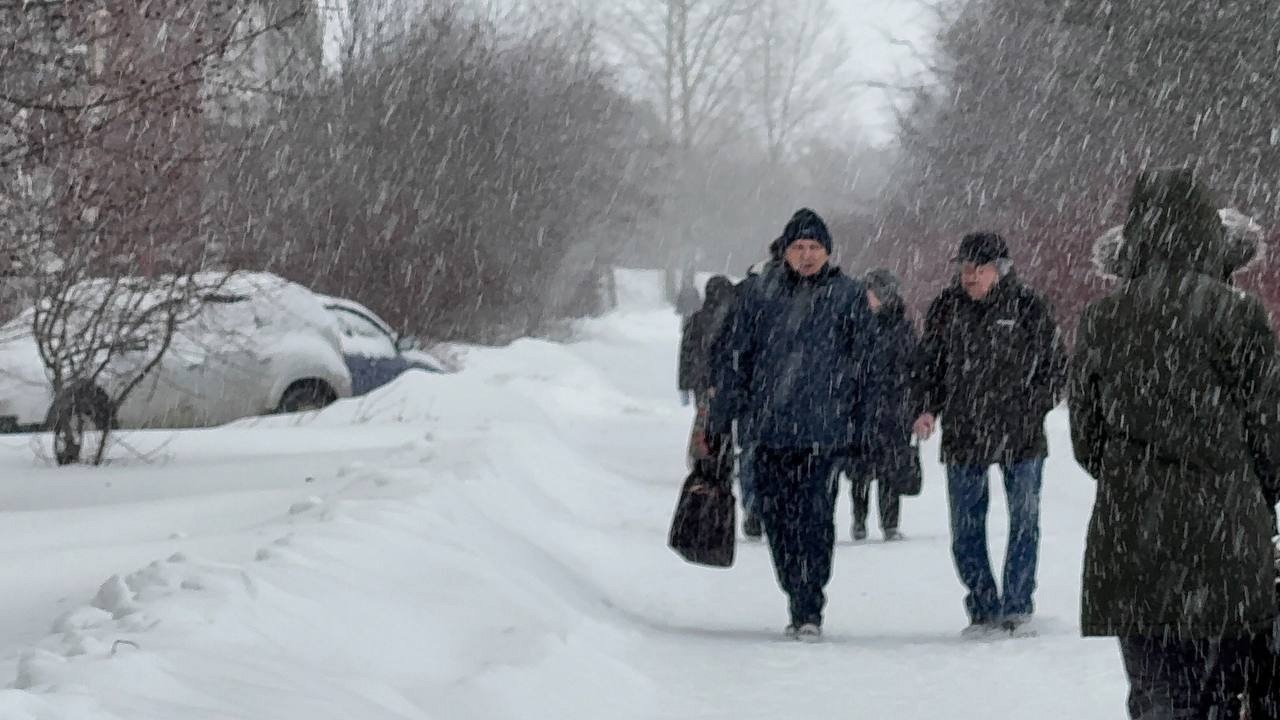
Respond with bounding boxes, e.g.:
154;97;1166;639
709;207;879;641
912;232;1067;637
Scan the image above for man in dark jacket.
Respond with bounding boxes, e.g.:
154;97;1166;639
912;231;1066;637
848;268;920;542
709;207;878;642
1070;168;1280;719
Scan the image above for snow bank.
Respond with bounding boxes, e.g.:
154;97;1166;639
0;268;1126;719
0;284;673;719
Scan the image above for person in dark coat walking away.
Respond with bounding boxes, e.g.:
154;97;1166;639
1072;168;1280;720
678;276;741;517
678;276;736;407
709;208;878;642
848;268;920;542
723;235;788;539
911;231;1067;637
729;235;787;541
675;266;702;321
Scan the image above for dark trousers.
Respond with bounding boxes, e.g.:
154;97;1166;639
1247;627;1280;720
754;447;841;627
946;459;1044;622
1119;635;1270;719
850;474;900;531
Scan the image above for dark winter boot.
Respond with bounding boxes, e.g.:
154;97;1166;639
851;520;868;542
796;623;822;643
960;621;1004;641
784;623;822;642
743;513;763;540
1001;614;1036;637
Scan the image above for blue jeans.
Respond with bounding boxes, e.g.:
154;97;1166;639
946;458;1044;623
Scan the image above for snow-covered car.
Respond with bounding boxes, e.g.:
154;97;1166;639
319;295;448;396
0;272;353;438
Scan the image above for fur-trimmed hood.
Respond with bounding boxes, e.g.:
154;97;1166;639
1092;207;1266;281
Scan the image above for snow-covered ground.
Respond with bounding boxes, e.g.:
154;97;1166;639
0;270;1126;719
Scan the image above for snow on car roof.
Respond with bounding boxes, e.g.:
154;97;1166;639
2;271;341;345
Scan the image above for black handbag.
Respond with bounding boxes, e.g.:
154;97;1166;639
897;440;924;497
667;464;736;568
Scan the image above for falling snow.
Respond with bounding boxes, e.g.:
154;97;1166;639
0;1;1278;718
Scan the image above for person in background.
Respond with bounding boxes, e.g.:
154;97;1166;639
678;276;736;408
730;236;785;539
675;266;702;322
847;268;919;543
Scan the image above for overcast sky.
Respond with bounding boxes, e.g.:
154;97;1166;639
835;0;937;143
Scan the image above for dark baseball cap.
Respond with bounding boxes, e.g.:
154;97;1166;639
952;232;1010;265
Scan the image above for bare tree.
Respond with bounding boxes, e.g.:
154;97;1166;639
219;1;659;342
606;0;757;151
329;0;444;72
0;0;312;465
877;0;1280;336
33;272;229;465
742;0;853;167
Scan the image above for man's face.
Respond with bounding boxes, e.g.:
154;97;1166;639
785;239;829;277
960;261;1000;300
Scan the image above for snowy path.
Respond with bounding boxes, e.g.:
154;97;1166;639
0;271;1126;718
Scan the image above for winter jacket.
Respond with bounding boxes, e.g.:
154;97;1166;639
1070;167;1280;639
912;273;1067;466
678;285;736;394
853;305;921;489
708;263;877;450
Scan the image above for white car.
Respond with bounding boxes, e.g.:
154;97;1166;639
0;272;353;440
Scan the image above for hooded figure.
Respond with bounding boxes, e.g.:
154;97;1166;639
846;268;921;542
708;207;877;640
1069;168;1280;719
1091;207;1266;282
678;275;737;399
